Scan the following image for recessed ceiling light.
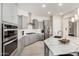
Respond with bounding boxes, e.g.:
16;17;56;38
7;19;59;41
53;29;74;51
48;12;51;14
42;4;46;8
58;3;63;6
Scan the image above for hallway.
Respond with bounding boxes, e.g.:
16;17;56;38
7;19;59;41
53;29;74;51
20;41;44;56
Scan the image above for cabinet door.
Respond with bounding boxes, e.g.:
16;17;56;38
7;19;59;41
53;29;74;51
33;19;38;29
0;4;1;19
18;39;22;54
3;4;12;22
11;4;18;24
18;16;28;29
18;37;25;55
2;4;17;24
29;34;38;44
0;18;1;56
0;4;1;29
22;16;28;29
0;29;1;56
24;35;30;46
21;36;25;48
0;17;1;30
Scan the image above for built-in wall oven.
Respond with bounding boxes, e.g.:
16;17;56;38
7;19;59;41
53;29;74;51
2;22;18;56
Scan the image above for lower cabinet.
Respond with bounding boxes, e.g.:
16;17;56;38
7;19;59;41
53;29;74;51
29;34;38;44
24;34;39;46
24;35;30;46
38;33;44;41
17;36;25;55
17;34;43;55
0;29;1;56
0;18;1;56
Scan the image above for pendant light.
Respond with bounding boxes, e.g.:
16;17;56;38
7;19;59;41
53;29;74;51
77;8;79;15
74;14;78;21
71;17;75;22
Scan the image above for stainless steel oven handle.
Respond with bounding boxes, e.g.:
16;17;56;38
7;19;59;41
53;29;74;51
4;39;17;46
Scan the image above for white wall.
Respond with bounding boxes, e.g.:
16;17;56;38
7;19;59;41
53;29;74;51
53;15;62;36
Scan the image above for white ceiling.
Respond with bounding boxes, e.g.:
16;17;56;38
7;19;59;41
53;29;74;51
18;3;79;17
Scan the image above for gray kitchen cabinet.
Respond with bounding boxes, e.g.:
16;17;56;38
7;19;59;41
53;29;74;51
2;4;18;24
0;29;1;56
0;19;1;56
18;15;29;29
38;22;43;29
10;4;18;24
0;16;1;30
2;4;12;22
22;16;28;29
29;34;38;44
17;36;25;55
24;35;30;46
37;33;44;41
0;4;1;19
24;34;39;46
0;4;1;55
29;34;35;44
0;30;1;56
33;19;39;29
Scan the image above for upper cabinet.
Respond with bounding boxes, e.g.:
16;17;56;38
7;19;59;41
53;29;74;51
2;4;18;24
11;4;18;24
33;19;39;29
18;15;29;29
3;4;12;21
0;4;1;56
0;4;1;19
0;4;1;30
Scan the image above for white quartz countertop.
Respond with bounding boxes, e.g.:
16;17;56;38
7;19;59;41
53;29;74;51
18;29;44;40
44;36;79;55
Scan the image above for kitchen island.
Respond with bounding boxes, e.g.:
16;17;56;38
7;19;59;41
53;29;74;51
44;36;79;56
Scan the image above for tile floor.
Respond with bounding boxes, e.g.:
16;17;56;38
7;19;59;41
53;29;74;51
20;41;44;56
